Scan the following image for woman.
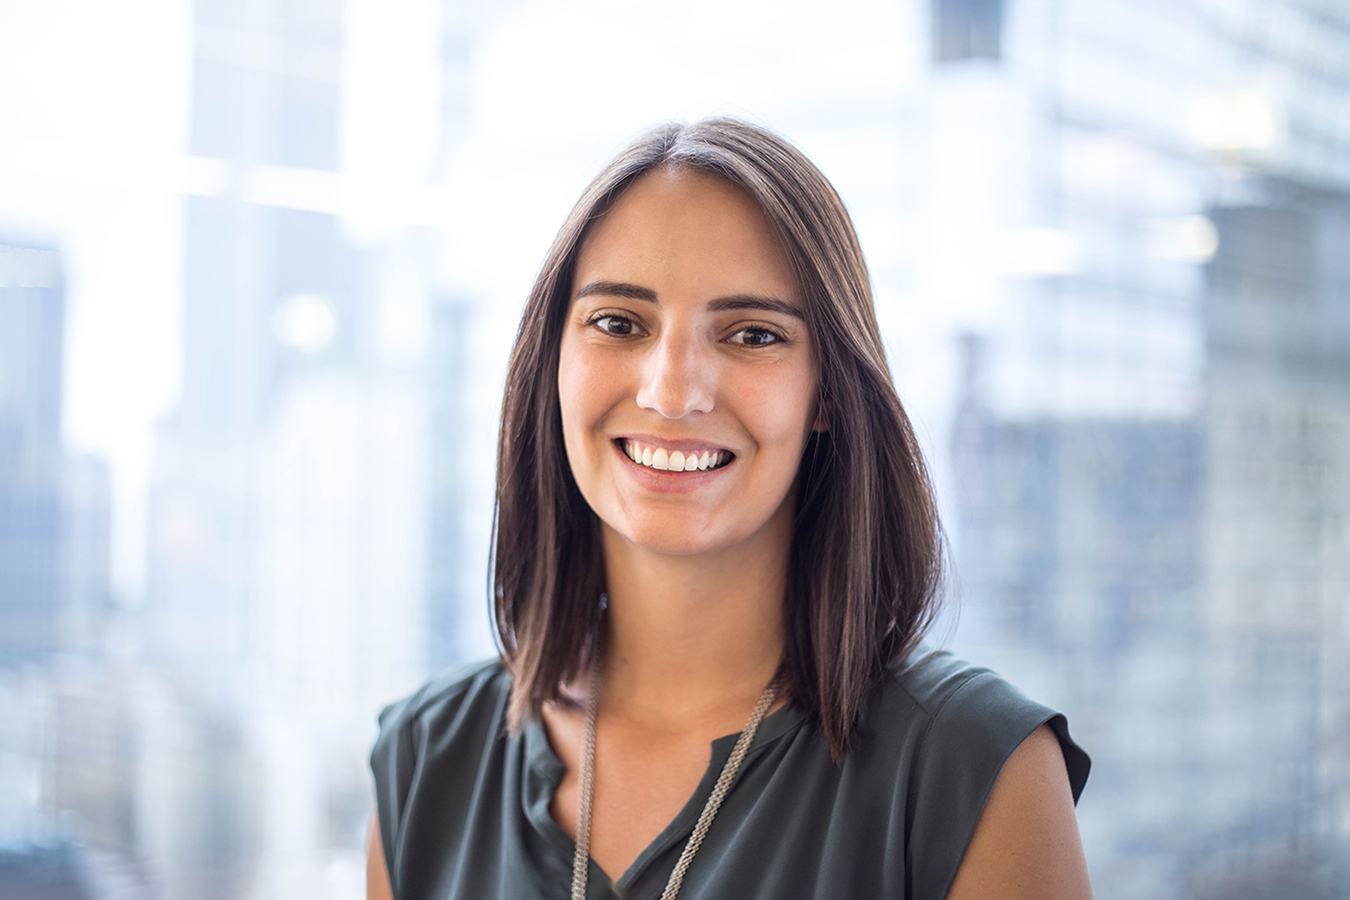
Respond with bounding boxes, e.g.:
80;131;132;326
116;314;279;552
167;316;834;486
367;118;1093;900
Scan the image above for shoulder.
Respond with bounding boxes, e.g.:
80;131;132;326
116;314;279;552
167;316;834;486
859;646;1091;900
946;722;1093;899
870;645;1089;802
369;659;512;821
369;659;514;889
882;644;1032;726
859;646;1029;758
374;657;513;750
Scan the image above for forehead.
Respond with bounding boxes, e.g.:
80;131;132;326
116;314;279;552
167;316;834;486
572;167;798;303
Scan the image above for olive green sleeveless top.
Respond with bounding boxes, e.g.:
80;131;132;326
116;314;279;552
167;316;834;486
370;647;1089;900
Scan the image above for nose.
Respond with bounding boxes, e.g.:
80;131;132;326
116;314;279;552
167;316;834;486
634;331;715;419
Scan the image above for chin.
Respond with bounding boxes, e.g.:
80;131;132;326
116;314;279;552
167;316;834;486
606;518;734;558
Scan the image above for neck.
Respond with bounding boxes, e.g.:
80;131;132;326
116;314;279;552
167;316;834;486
597;523;789;727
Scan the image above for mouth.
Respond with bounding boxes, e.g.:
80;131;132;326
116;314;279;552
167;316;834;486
617;438;735;473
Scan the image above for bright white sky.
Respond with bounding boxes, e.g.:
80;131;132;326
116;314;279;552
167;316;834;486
0;0;191;604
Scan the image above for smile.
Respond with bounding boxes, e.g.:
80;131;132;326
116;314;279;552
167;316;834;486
619;439;734;472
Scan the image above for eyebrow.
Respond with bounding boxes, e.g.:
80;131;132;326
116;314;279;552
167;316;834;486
574;280;804;320
575;280;657;302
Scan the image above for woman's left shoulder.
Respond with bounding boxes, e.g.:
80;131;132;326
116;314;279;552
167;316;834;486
848;646;1091;900
867;645;1090;804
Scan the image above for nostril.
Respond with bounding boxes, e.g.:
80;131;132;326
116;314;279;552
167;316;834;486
636;377;716;419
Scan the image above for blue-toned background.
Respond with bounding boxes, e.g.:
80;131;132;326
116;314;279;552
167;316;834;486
2;0;1348;897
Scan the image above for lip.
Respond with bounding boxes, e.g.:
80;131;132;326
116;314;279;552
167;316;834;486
611;439;735;494
617;433;734;455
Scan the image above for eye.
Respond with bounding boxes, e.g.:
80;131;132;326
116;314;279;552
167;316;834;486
726;326;785;347
588;314;644;337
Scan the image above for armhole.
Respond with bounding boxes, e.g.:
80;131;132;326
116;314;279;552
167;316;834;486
1043;712;1091;804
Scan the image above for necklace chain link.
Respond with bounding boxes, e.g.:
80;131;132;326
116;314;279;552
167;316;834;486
570;664;781;900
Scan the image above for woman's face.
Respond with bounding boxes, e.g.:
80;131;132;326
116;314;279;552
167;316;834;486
558;167;822;559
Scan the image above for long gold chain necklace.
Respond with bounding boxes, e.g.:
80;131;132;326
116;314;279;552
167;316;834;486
570;663;782;900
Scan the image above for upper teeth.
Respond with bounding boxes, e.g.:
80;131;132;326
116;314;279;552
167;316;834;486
623;440;729;472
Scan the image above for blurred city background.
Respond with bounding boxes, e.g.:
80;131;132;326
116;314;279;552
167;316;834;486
1;0;1348;897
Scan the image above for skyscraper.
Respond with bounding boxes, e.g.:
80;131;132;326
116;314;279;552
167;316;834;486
937;0;1350;894
0;239;67;665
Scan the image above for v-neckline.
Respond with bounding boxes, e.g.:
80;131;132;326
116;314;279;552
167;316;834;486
521;699;807;891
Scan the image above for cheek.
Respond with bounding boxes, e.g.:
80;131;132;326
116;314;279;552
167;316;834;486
557;340;588;458
738;365;820;449
557;338;615;464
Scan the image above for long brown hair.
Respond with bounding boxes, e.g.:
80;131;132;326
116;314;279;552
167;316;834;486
492;118;944;759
